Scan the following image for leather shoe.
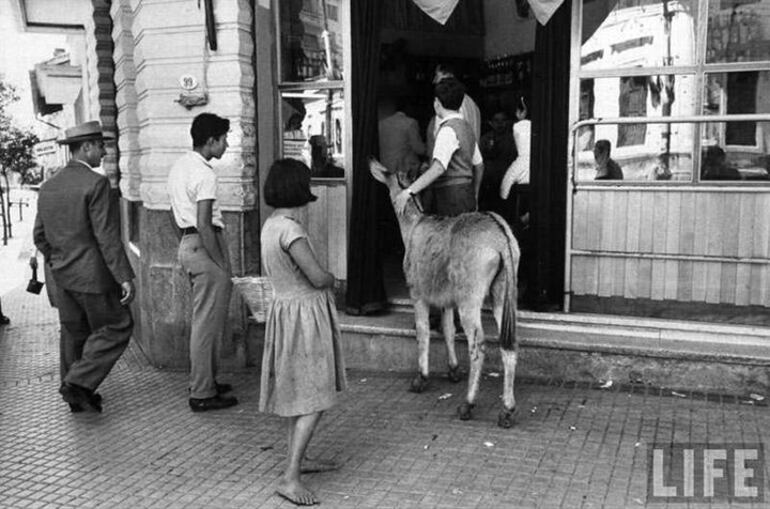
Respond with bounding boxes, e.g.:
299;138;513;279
68;392;102;413
60;382;102;413
215;382;233;394
189;394;238;412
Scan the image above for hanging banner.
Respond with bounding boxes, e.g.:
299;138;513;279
410;0;565;26
527;0;566;25
411;0;460;25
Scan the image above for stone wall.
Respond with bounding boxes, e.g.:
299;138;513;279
110;0;260;368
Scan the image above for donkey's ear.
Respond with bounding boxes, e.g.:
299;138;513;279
369;157;390;184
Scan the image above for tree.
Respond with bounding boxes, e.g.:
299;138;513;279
0;81;40;184
0;79;41;242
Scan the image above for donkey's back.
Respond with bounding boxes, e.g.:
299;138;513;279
404;211;519;308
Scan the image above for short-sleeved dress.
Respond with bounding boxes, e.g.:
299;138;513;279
259;215;347;417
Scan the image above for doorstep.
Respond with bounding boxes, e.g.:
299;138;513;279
334;306;770;396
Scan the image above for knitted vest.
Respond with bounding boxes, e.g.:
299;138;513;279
434;117;475;188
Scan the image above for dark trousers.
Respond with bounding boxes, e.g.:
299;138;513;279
56;285;133;391
426;183;476;216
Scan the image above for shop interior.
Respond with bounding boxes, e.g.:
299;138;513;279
373;0;537;303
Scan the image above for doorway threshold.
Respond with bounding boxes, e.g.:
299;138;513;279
338;300;770;366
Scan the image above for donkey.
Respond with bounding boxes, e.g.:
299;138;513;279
370;158;521;428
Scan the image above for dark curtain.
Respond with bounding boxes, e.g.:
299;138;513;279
346;0;387;315
527;0;571;310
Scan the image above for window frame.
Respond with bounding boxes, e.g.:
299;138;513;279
572;0;770;185
273;0;349;182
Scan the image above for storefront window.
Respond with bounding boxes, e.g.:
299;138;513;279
576;76;696;182
280;89;345;178
581;0;698;71
707;0;770;63
579;0;770;184
277;0;346;179
699;70;770;181
279;0;344;82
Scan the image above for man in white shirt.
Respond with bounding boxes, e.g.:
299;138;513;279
168;113;238;412
395;77;484;217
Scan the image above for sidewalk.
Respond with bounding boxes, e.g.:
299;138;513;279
1;205;769;508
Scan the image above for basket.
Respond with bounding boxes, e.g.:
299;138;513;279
232;276;275;323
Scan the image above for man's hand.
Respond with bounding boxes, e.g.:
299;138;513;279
120;281;135;306
29;257;38;270
394;189;412;216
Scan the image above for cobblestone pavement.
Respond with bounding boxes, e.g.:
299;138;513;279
1;214;769;508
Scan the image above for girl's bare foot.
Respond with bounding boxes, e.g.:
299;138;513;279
275;478;318;506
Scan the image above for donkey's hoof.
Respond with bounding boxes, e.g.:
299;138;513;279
447;365;462;383
409;373;429;393
497;408;516;428
457;402;475;420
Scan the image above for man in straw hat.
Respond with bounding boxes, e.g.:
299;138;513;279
33;120;135;413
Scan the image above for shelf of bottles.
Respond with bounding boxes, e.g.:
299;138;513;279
481;52;533;90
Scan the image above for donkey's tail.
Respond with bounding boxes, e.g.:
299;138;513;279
485;212;520;350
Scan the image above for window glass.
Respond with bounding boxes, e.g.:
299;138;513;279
577;75;697;182
582;0;698;70
575;124;694;182
279;0;344;82
700;71;770;181
707;0;770;63
281;89;345;178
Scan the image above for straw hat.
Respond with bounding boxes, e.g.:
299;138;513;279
57;121;115;145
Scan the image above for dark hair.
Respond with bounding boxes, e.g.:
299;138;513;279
594;139;612;155
191;113;230;147
434;77;465;111
68;140;87;153
264;158;318;208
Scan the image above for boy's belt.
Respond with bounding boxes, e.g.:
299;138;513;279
181;226;222;235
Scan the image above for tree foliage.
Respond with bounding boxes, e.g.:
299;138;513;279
0;80;41;185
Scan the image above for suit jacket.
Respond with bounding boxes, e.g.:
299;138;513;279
33;160;134;293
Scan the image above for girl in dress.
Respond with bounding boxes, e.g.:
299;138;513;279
260;158;347;505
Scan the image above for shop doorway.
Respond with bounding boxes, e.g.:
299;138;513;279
372;0;537;304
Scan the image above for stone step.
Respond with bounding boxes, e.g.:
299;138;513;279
336;306;770;396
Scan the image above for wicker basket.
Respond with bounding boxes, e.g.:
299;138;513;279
232;276;275;323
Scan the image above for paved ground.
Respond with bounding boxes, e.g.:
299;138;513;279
1;195;769;508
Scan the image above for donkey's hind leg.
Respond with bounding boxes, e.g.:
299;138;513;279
442;307;461;383
490;273;505;331
457;303;485;420
498;348;518;428
410;299;431;393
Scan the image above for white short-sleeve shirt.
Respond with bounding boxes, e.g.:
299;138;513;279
167;151;225;229
432;113;483;171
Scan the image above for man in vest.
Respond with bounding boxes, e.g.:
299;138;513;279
395;77;484;216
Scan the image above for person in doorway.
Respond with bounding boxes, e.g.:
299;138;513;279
479;109;516;215
377;94;426;174
167;113;238;412
395;77;484;217
260;158;347;506
425;64;481;155
33;120;135;413
593;139;624;180
499;98;532;199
